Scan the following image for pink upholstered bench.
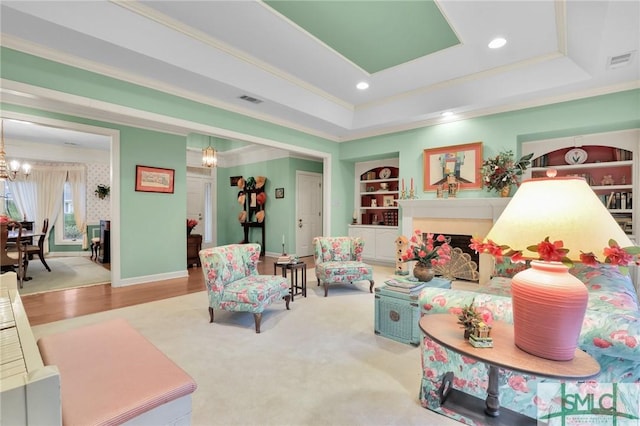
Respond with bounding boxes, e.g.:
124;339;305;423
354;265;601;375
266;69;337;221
37;318;197;426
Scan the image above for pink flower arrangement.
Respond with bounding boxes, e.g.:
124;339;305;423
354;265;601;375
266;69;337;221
469;236;640;268
402;230;451;266
187;219;198;229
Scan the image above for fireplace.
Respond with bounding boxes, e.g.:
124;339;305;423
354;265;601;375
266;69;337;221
424;232;480;282
398;198;510;285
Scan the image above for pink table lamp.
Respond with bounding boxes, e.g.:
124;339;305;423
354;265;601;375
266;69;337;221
478;174;637;361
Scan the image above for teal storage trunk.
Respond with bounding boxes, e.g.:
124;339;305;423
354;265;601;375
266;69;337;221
374;278;452;346
374;285;422;346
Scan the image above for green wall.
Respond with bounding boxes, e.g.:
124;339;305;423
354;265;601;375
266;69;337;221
119;127;187;278
1;46;638;283
340;90;640;221
218;157;322;253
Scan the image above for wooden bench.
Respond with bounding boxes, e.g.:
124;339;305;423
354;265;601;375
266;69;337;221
1;272;61;425
37;318;197;425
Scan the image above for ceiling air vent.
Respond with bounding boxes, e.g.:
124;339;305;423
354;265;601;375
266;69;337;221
239;95;263;104
607;52;634;69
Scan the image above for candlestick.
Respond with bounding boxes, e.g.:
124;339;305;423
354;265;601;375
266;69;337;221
410;177;413;191
282;234;285;244
401;178;405;192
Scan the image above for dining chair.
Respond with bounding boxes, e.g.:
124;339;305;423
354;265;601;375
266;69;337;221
1;221;26;288
23;218;51;272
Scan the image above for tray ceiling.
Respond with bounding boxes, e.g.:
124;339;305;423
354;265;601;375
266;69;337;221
0;0;638;141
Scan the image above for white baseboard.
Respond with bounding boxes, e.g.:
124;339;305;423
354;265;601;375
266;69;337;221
113;270;189;287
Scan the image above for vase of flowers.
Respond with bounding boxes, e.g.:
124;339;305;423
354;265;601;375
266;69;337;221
186;218;198;236
401;230;451;282
480;150;533;196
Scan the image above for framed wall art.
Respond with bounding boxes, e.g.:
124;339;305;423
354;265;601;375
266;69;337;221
275;188;285;199
230;176;243;186
383;195;395;207
135;165;175;193
423;142;483;191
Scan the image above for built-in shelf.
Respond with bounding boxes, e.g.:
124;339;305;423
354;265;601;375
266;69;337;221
355;160;400;227
523;129;638;240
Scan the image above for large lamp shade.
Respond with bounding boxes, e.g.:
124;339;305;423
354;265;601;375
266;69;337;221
485;176;634;360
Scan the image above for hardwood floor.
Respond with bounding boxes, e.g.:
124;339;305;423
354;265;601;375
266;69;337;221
22;256;315;326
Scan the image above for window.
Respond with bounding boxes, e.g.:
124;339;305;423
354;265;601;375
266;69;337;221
2;181;21;220
203;181;212;243
61;182;82;241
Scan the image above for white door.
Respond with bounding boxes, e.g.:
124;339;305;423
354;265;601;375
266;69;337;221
296;172;322;257
187;172;216;248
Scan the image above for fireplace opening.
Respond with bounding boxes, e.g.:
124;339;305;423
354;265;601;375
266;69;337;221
424;233;479;282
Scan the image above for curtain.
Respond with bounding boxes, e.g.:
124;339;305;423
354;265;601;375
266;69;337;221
6;177;37;221
31;166;66;254
67;167;88;249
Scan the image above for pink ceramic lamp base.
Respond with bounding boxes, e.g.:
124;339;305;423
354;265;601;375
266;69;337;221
511;261;588;361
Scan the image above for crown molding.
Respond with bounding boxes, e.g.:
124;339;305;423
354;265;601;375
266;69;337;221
113;0;353;110
341;81;640;142
2;34;636;145
1;35;340;142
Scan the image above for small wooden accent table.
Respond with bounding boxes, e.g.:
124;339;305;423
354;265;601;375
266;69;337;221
419;314;600;424
273;262;307;301
187;234;202;268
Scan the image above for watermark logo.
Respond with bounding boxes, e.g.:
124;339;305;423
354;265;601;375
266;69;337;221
538;383;640;425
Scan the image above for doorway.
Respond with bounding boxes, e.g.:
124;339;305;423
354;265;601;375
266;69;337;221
295;171;323;257
187;169;217;249
1;112;117;289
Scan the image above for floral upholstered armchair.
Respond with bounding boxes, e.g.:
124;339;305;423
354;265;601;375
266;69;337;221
199;243;290;333
313;236;374;297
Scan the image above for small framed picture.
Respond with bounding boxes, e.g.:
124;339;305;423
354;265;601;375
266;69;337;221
230;176;242;186
135;165;175;193
275;188;285;199
383;195;395;207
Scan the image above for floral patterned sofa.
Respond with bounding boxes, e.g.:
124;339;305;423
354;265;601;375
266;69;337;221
417;262;640;423
199;243;290;333
313;236;374;297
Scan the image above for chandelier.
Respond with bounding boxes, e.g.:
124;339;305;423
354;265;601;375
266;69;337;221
0;119;31;181
202;136;217;168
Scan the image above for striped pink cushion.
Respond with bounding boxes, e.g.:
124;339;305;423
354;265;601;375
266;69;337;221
38;318;197;426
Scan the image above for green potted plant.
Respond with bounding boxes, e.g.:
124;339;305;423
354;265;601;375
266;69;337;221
456;297;481;339
95;184;110;199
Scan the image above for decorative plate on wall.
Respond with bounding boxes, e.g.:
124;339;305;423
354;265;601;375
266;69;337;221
565;148;588;165
379;168;391;179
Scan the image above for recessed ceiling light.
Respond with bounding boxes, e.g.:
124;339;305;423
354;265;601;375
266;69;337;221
488;37;507;49
356;82;369;90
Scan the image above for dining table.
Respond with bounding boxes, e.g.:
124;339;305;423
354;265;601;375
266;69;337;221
4;230;45;281
6;229;44;243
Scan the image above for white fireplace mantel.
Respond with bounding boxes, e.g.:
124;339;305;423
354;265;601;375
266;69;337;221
397;198;511;232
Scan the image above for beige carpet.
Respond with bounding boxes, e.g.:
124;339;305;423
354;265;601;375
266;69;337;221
19;256;111;295
32;265;459;426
